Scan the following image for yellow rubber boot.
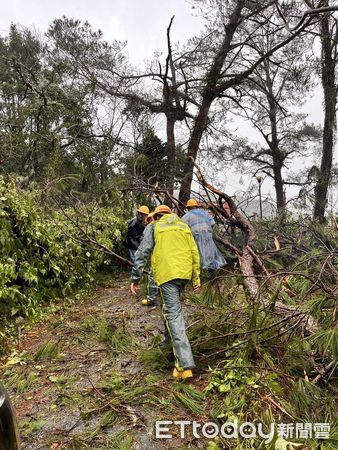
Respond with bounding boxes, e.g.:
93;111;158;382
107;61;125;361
181;369;193;380
173;368;181;379
173;368;193;380
141;298;157;306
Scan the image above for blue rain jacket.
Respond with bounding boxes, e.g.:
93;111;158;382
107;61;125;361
182;208;226;270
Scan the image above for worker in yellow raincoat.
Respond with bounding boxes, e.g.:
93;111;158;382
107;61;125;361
130;205;200;380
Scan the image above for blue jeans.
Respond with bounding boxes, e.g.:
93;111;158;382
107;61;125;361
160;279;195;370
147;272;159;305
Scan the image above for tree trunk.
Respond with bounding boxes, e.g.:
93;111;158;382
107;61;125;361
265;60;286;213
273;162;287;227
99;160;108;185
273;164;285;210
178;96;214;204
178;0;245;205
313;12;337;221
166;114;176;198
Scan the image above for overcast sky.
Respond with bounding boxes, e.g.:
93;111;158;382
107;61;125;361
0;1;336;210
0;0;205;63
0;0;322;119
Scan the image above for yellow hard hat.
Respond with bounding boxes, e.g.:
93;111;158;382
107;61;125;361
137;205;150;215
154;205;172;214
186;199;198;207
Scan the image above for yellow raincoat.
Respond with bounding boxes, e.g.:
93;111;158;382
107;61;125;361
130;213;199;371
131;213;200;287
152;214;200;286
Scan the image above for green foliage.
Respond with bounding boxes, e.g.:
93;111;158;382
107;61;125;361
98;319;137;356
289;378;321;416
99;410;117;428
99;370;151;408
309;328;338;360
198;275;230;307
173;390;205;415
138;346;173;371
204;356;277;428
0;177;124;340
5;370;38;393
273;438;303;450
176;382;204;401
123;125;186;189
0;21;129;191
206;358;260;397
282;337;312;376
109;431;134;450
21;419;47;435
34;341;60;361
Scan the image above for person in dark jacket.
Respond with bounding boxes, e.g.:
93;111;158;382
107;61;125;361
124;205;149;263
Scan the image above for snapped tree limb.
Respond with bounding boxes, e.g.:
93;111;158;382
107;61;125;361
192;158;318;334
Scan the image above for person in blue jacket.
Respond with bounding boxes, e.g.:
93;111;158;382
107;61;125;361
182;199;226;270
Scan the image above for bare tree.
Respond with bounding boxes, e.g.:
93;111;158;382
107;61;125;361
177;0;338;205
220;28;319;212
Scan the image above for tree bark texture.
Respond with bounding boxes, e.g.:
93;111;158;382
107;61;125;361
178;0;246;205
165;114;176;199
314;11;337;220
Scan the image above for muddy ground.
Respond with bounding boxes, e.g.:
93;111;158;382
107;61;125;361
1;275;211;449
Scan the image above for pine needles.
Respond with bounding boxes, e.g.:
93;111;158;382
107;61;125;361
289;378;321;417
97;319;136;356
138;347;172;371
34;340;60;360
309;328;338;360
173;391;205;415
108;431;134;450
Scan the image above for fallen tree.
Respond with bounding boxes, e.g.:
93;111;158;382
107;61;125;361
57;173;337;382
192;159;319;334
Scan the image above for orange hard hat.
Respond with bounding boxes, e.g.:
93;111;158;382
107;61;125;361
137;205;150;215
186;199;198;207
154;205;172;215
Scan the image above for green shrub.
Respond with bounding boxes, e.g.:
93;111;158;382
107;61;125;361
0;177;124;327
